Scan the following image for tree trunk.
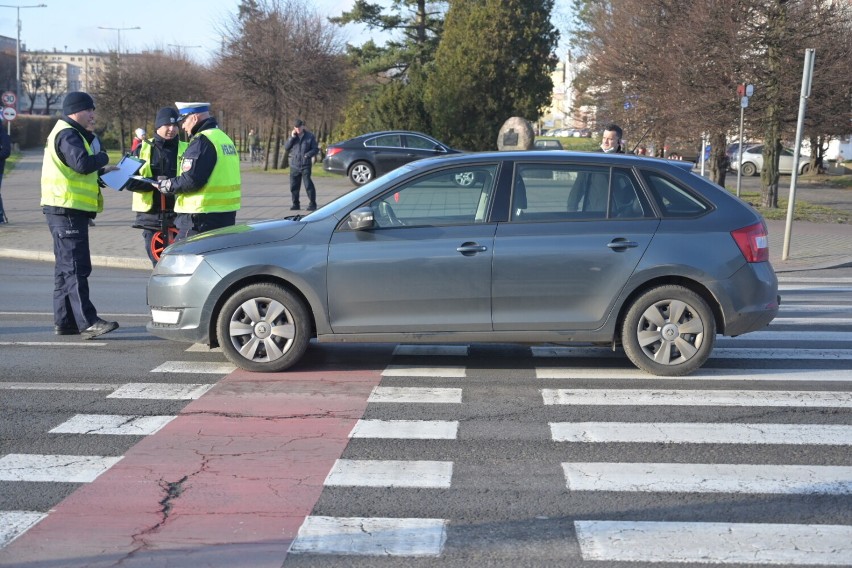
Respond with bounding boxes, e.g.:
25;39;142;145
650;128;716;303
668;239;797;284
760;0;787;209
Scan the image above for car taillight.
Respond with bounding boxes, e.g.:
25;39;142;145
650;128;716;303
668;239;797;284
731;222;769;263
326;147;342;157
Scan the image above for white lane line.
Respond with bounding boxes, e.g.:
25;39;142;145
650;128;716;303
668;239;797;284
537;367;852;381
778;304;852;313
532;347;852;360
0;454;123;483
719;330;852;341
562;462;852;494
150;361;235;374
368;386;463;404
575;520;852;565
49;414;176;436
0;511;47;549
350;420;459;440
542;389;852;408
325;459;453;488
0;382;120;391
392;345;470;356
290;516;448;557
550;422;852;445
0;342;107;347
382;365;466;377
107;383;213;400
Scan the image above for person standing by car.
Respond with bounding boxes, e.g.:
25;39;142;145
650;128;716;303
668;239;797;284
599;124;624;153
126;107;186;265
154;102;241;241
40;91;119;339
284;119;319;211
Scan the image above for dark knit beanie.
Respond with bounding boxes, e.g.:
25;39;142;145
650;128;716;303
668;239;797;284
155;107;179;129
63;91;95;115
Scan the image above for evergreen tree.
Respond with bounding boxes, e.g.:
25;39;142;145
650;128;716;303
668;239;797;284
425;0;559;150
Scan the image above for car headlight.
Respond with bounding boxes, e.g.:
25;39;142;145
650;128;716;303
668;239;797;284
155;253;204;276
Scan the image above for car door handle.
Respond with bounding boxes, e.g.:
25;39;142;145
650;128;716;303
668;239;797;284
607;238;639;251
457;242;488;256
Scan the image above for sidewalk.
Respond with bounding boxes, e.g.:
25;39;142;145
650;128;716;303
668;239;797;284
1;149;850;272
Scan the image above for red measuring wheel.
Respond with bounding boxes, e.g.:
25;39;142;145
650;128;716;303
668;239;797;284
150;227;180;261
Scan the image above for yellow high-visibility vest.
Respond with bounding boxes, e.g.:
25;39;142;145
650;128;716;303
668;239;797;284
132;139;189;212
175;129;240;213
40;121;103;212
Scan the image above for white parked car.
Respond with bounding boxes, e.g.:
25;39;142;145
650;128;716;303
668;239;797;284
730;144;812;176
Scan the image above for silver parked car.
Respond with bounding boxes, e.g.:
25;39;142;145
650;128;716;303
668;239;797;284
731;144;812;176
147;152;779;376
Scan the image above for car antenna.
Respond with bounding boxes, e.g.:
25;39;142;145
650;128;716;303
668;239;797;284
631;124;654;154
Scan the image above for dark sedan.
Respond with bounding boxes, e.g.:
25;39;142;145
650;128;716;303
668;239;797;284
148;151;779;377
322;130;460;185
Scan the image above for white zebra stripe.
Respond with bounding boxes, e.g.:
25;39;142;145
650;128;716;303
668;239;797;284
290;516;447;557
150;361;234;374
382;365;466;377
325;459;453;488
535;368;852;381
368;386;463;404
107;383;213;400
0;454;122;483
350;420;458;440
550;422;852;445
563;462;852;494
392;345;469;356
0;511;47;549
542;389;852;407
49;414;176;436
574;520;852;565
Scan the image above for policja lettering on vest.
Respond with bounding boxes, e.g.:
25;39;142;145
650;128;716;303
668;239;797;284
152;101;241;241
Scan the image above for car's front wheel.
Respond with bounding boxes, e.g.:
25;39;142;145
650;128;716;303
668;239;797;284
216;283;311;372
349;161;375;185
621;285;716;376
741;162;757;176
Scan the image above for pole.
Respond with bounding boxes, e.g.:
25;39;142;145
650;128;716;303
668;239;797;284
736;104;744;198
0;3;47;118
782;48;815;262
98;25;141;60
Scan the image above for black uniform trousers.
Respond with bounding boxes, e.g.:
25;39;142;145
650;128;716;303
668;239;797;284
45;210;99;330
174;211;237;241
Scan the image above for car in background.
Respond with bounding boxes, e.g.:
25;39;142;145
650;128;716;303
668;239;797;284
534;139;564;150
322;130;460;185
730;144;812;176
147;151;778;377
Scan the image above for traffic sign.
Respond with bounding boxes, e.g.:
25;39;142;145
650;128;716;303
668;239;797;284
2;107;17;121
1;91;15;107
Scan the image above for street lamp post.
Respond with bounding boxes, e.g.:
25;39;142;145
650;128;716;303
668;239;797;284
98;25;140;59
168;44;201;59
0;3;47;117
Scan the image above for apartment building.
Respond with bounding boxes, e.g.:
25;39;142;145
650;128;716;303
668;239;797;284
19;48;109;114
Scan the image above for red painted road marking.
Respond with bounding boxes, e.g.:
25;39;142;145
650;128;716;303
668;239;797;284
0;364;385;567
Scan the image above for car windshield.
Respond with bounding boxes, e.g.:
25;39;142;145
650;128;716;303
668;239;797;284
305;165;416;218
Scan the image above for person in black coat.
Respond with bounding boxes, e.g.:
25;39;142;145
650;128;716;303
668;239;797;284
599;123;624;154
0;119;11;223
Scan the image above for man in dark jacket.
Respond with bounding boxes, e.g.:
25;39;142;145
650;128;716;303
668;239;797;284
0;119;11;223
126;107;185;265
284;118;319;211
40;91;119;339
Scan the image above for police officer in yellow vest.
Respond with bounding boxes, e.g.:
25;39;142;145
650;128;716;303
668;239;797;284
126;107;186;265
40;91;119;339
154;102;240;240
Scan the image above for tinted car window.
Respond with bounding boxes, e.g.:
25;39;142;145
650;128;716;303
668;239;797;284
365;134;402;148
370;165;498;227
641;171;710;217
511;164;649;221
405;135;441;150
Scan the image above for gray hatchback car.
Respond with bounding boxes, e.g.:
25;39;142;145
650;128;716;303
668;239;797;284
147;151;779;376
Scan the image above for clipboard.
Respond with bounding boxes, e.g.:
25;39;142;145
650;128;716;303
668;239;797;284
130;175;158;184
100;155;146;190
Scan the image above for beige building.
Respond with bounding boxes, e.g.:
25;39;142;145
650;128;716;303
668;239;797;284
19;49;109;114
539;51;596;134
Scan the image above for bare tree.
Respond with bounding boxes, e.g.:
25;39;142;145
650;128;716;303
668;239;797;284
21;54;65;114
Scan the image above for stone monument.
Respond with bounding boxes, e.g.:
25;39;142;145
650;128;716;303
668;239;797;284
496;117;534;151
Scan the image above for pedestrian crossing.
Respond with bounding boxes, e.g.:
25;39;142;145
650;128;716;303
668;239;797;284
2;278;852;565
288;280;852;564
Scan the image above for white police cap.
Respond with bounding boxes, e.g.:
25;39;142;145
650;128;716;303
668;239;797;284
175;102;210;120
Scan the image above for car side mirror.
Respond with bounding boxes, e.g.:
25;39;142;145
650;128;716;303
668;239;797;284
348;207;375;230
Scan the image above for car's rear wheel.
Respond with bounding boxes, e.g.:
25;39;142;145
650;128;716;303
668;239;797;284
216;283;310;372
621;285;716;376
349;161;374;185
741;162;757;176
